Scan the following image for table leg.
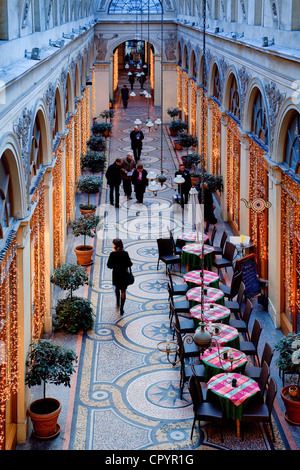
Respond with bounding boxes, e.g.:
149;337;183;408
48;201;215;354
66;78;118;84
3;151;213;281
236;419;240;438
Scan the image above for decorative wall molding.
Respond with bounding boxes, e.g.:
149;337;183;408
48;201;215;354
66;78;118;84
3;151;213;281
238;66;252;118
264;81;286;150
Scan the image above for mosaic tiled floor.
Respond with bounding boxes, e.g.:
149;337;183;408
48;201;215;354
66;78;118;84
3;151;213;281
18;73;295;452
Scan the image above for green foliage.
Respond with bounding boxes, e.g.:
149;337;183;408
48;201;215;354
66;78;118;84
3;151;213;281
77;175;102;205
79;203;96;210
274;333;300;375
50;263;91;298
177;132;198;149
69;214;101;247
53;296;95;334
25;339;78;399
167;107;179;120
99;109;114;122
81;152;107;173
91;121;112;136
87;135;106;151
203;173;224;193
169;119;188;132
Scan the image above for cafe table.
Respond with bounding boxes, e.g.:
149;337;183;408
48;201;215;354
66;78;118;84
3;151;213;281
190;303;231;327
206;372;260;438
184;270;220;289
186;286;225;308
201;346;246;381
176;231;209;248
181;244;214;271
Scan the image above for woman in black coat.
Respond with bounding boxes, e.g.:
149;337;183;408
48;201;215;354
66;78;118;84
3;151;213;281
107;238;133;315
132;164;148;203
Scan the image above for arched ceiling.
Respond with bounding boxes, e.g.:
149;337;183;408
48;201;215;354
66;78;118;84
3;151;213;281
94;0;176;14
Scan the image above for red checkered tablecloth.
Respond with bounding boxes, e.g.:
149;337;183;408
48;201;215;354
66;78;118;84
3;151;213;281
190;304;231;323
202;346;247;371
207;372;260;407
186;286;224;304
177;232;209;243
184;270;219;287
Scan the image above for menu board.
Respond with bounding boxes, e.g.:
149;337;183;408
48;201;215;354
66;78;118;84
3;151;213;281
236;254;261;298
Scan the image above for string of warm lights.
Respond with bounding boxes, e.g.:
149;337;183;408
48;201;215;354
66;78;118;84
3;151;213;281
150;48;154;89
198;87;208;168
249;141;269;279
281;173;300;328
52;145;64;268
177;66;182;112
66;116;75;222
226;119;241;231
113;48;119;92
0;237;19;449
30;179;46;340
92;69;96;119
183;71;189;118
81;90;87;156
86;87;91;139
74;106;81;183
211;100;221;175
190;79;197;136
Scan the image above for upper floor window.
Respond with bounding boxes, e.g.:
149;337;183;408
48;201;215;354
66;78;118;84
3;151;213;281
0;156;12;239
228;75;240;120
285;112;300;174
251;90;269;147
108;0;162;14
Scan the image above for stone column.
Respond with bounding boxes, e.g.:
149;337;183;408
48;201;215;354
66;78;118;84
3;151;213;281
239;132;251;235
160;63;178;122
42;167;54;334
220;111;228;221
267;164;282;328
94;62;110;116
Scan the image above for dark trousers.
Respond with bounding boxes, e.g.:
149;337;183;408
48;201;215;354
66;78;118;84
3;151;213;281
122;99;128;109
123;179;132;197
135;188;145;203
132;146;142;162
109;184;120;207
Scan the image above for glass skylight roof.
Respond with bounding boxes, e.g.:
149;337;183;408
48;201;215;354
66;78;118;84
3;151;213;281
108;0;163;14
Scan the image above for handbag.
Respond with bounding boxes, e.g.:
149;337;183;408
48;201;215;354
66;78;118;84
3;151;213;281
125;267;135;286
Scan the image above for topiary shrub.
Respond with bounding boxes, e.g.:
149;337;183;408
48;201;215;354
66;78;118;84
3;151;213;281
53;296;94;333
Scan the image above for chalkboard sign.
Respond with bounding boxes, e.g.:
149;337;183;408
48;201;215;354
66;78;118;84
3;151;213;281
236;254;261;298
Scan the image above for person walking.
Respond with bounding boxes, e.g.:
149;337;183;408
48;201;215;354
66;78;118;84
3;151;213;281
198;182;218;232
105;158;122;208
121;84;129;109
130;125;144;162
107;238;133;315
128;73;135;90
121;153;136;199
175;163;192;207
132;163;148;204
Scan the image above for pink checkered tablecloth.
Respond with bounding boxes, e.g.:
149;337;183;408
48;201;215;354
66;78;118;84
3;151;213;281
184;270;219;286
177;232;209;243
190;303;230;323
182;244;214;257
202;346;247;371
186;286;224;304
207;372;260;407
201;325;240;347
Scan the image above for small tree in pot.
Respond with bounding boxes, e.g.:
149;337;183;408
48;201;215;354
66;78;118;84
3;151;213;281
87;135;106;152
99;109;114;122
70;214;101;266
91;121;112;137
26;339;77;438
167;107;179;121
169;119;188;137
50;263;94;333
77;175;102;214
81;151;107;174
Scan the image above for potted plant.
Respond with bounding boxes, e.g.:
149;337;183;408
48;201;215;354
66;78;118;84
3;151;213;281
167;107;179;121
110;98;116;109
70;214;101;266
87;135;106;152
99;109;114;122
177;132;198;155
204;173;224;193
91;121;112;138
169;119;188;137
81;151;107;174
26;339;77;439
77;175;102;215
50;263;94;333
274;333;300;425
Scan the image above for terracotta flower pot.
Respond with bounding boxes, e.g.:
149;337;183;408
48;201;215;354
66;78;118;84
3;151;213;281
174;141;183;150
74;245;94;266
28;398;61;439
281;385;300;425
79;207;96;217
169;128;178;137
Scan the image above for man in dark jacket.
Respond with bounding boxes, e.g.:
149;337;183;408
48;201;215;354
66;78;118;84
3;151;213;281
130;126;144;162
121;84;129;108
175;163;192;206
105;158;122;207
121;153;136;199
